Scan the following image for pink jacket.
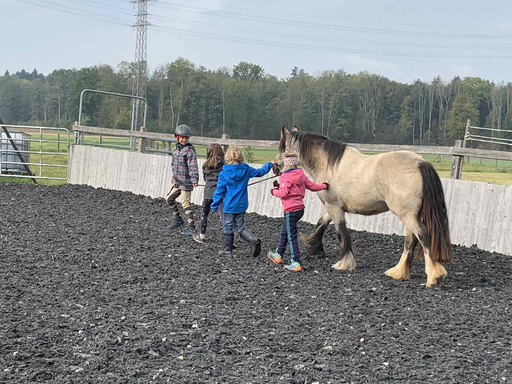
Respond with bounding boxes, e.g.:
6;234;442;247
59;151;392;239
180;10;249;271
271;168;328;212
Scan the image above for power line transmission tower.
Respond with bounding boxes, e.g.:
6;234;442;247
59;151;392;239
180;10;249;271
130;0;154;133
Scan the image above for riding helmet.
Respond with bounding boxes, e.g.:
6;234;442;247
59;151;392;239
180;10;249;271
175;124;192;137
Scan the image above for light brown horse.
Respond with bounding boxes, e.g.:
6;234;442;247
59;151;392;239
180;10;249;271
275;125;452;287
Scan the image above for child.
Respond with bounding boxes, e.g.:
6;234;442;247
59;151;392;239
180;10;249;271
211;146;275;257
193;143;225;244
166;124;199;236
267;152;329;271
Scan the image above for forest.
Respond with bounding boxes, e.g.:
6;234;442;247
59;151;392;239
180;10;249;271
1;58;512;146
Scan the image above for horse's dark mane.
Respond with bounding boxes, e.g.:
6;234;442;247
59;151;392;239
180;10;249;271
292;131;347;169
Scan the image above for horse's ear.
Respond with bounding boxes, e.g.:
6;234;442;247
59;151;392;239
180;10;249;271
281;125;290;139
292;125;300;132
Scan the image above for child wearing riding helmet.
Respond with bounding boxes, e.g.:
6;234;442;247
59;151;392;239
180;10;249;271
166;124;199;236
267;152;329;271
211;146;276;257
193;143;225;244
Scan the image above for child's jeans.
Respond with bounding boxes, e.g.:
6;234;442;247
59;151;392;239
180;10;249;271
200;199;223;235
222;212;246;235
277;209;304;263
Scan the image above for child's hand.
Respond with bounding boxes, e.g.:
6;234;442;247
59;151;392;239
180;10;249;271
271;160;277;165
323;180;330;189
192;182;198;187
173;183;179;188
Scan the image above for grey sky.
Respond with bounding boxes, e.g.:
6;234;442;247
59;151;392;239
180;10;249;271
2;0;512;84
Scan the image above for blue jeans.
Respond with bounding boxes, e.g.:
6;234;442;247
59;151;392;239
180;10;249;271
222;212;246;235
277;209;304;263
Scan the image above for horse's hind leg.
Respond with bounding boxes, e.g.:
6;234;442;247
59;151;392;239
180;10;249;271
385;229;418;280
328;206;356;271
301;211;332;257
399;215;447;287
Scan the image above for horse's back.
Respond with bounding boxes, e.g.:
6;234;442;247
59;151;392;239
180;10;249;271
333;148;425;215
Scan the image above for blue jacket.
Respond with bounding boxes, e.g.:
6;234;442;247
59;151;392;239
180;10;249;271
211;162;273;214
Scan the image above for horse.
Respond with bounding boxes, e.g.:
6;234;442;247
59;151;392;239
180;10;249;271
274;125;452;287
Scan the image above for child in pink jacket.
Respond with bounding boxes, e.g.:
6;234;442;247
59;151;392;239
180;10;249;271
267;152;329;271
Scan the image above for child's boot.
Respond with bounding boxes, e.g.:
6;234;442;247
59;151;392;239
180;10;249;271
240;229;261;257
267;249;283;265
218;233;234;256
168;216;184;230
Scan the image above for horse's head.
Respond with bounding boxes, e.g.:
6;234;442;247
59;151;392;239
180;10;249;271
274;125;300;175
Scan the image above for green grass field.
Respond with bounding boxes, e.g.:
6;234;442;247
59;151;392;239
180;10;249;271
2;134;512;186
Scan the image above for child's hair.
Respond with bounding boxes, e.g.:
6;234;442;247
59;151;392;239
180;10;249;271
225;147;245;165
203;143;224;170
283;151;300;171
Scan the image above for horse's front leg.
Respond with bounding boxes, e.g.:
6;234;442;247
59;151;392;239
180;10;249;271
301;210;331;257
328;206;356;271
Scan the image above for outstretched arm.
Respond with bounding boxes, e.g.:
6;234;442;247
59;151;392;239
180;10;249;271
304;176;329;192
248;161;274;178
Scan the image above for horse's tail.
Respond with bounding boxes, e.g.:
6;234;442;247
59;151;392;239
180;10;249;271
417;162;453;264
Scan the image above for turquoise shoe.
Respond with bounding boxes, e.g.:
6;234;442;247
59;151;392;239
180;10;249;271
267;250;283;265
284;261;302;272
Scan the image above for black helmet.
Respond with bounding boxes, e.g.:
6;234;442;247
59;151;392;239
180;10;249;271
175;124;192;137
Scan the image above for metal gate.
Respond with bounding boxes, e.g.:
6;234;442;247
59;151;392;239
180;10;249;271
0;123;70;183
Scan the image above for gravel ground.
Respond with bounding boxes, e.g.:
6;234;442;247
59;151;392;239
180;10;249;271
1;182;511;384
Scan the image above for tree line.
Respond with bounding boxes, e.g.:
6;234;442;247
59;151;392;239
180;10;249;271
1;58;512;146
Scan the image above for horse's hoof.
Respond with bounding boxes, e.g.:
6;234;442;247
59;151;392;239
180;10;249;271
385;267;410;281
425;277;444;288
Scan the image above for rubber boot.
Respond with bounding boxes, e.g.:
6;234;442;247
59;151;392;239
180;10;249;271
240;229;261;257
218;233;234;256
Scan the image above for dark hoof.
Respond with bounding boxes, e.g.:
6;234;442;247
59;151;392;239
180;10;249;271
316;251;327;259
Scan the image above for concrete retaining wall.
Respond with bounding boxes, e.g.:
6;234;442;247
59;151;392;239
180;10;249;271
68;145;512;256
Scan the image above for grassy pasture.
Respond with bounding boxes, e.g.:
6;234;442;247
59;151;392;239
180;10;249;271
1;134;512;186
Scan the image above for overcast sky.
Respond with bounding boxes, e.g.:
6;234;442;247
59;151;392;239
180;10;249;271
2;0;512;84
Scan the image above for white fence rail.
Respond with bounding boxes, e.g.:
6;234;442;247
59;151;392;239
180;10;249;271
68;145;512;257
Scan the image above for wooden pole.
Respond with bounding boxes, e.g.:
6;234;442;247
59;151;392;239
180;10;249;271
221;133;230;153
451;140;463;180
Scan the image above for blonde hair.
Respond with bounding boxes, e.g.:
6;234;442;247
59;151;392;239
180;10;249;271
225;146;245;164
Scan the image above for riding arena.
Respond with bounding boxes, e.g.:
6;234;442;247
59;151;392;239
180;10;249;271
1;125;512;383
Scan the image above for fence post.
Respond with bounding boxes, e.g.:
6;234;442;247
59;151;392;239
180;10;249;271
138;136;146;153
221;134;229;153
463;119;470;148
451;140;463;180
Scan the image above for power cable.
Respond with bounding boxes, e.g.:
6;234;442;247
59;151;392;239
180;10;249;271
18;0;132;26
153;2;512;39
149;24;512;59
150;14;512;51
158;0;506;31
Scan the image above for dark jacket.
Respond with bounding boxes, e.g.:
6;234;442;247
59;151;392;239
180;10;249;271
203;159;224;200
171;143;199;191
211;162;273;214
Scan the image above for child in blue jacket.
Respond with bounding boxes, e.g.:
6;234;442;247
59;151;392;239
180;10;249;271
211;146;275;257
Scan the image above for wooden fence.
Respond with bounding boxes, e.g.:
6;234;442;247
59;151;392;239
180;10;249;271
72;125;512;180
68;145;512;256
